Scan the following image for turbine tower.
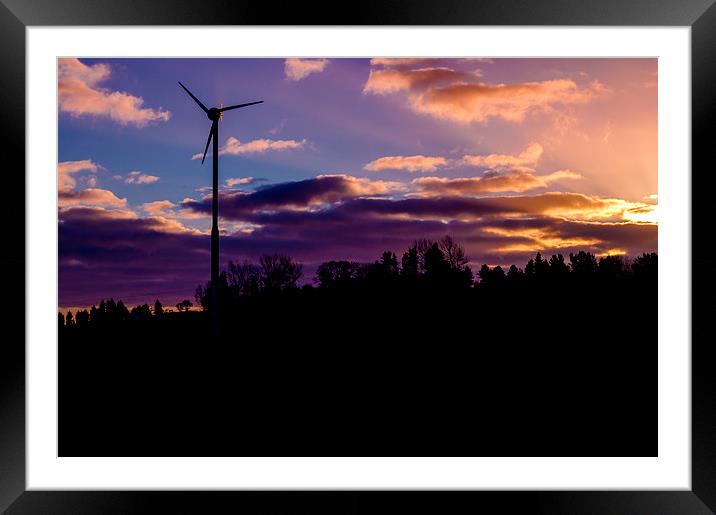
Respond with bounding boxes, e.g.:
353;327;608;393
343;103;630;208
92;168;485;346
179;81;262;332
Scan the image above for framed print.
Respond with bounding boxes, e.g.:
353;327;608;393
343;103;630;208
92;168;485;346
2;0;715;513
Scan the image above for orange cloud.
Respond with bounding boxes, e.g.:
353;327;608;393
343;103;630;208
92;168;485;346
363;57;607;124
486;192;657;223
143;199;207;222
364;155;448;173
461;142;543;169
369;58;492;68
58;188;127;208
413;169;581;195
484;225;603;253
411;79;607;124
141;200;175;217
284;58;329;81
316;174;404;198
58;58;170;127
363;67;482;95
225;177;255;187
58;159;99;193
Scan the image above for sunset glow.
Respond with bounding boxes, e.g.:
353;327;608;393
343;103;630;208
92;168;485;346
58;57;657;309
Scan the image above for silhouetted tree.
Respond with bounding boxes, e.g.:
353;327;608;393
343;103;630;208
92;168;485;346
478;264;492;284
479;264;504;286
89;305;99;324
195;272;231;311
549;254;569;279
316;260;362;288
631;252;657;278
65;311;74;327
227;260;262;297
260;254;302;292
116;300;129;322
525;258;536;278
534;252;549;277
423;243;447;278
106;298;117;321
154;299;164;317
97;300;107;323
379;251;399;275
507;264;524;283
75;309;89;327
598;255;626;279
569;251;598;276
414;238;433;272
131;303;152;320
439;235;469;269
195;284;208;310
401;246;419;279
176;299;193;312
58;312;65;330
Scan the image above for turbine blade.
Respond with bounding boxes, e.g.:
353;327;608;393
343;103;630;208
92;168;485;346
178;81;209;113
201;122;215;165
218;100;263;113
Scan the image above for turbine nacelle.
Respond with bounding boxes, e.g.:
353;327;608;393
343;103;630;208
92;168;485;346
207;107;220;121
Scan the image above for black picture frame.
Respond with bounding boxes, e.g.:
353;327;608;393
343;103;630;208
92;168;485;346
2;1;715;513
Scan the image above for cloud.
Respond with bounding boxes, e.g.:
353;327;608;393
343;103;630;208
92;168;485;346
363;143;545;176
58;58;170;127
413;169;581;195
58;188;127;208
183;172;653;227
142;199;207;223
461;143;543;169
369;58;492;68
411;79;607;124
141;200;176;217
363;67;482;95
284;58;330;81
125;171;159;184
184;174;404;218
192;137;307;160
58;159;99;193
225;177;255;187
364;155;448;173
58;158;128;209
363;58;607;124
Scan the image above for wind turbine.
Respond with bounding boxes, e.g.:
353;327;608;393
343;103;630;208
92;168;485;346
178;81;263;332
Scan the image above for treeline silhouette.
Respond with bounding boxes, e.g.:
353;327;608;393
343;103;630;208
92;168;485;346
59;236;657;329
59;236;657;458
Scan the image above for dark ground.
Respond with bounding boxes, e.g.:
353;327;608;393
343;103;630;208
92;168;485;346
59;275;656;457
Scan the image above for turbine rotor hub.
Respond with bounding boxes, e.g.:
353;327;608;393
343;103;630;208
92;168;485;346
208;108;220;121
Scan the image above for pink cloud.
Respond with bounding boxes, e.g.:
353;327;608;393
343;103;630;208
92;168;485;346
193;137;307;159
413;169;582;195
284;59;330;81
363;58;607;124
125;171;160;184
225;177;255;187
58;58;170;127
364;155;448;173
363;67;482;95
461;143;543;169
58;188;127;208
411;79;608;124
58;159;99;193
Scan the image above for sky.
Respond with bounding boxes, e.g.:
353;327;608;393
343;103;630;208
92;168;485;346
58;57;658;309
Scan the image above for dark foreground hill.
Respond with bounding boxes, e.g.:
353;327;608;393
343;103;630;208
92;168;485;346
59;257;656;457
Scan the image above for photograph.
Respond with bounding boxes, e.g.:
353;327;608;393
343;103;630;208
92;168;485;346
57;57;658;457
